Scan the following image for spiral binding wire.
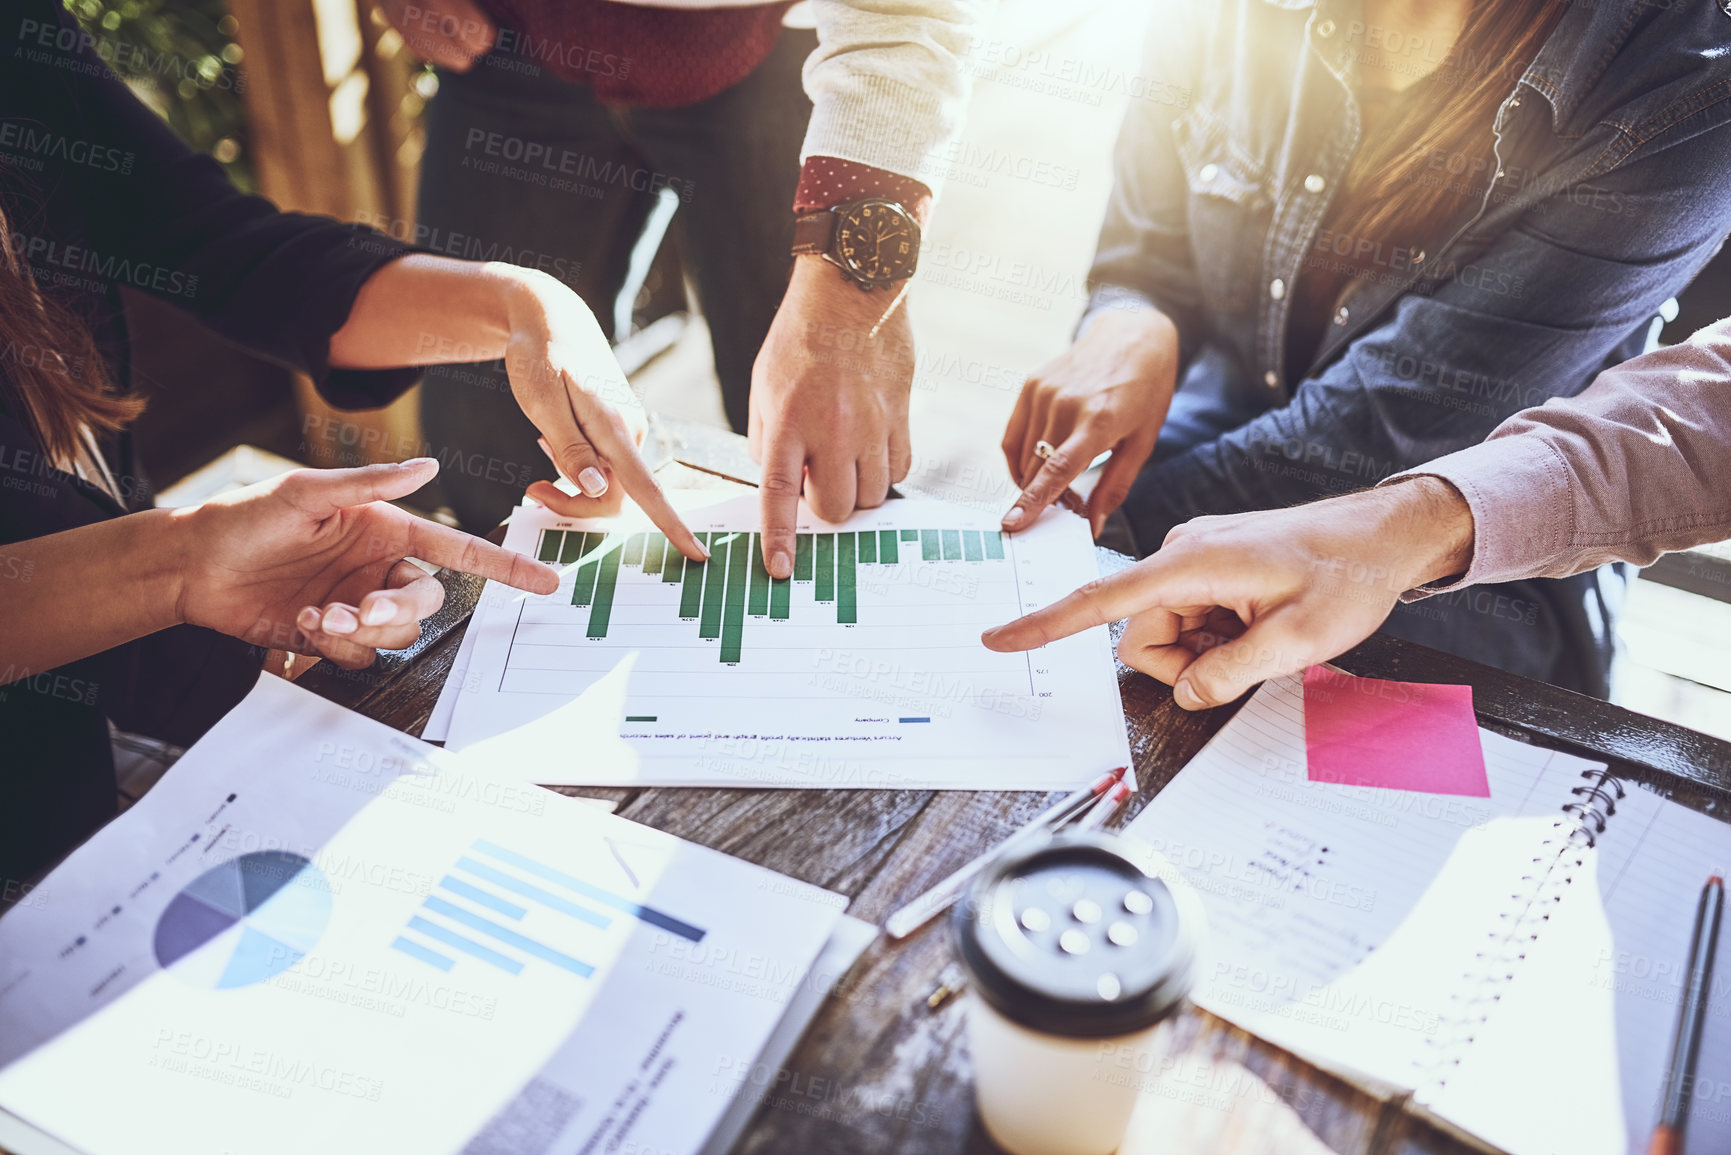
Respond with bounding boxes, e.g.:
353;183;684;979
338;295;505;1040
1416;767;1625;1095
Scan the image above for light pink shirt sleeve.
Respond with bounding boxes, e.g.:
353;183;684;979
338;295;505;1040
1383;317;1731;594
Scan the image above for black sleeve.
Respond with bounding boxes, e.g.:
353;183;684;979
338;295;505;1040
4;0;424;409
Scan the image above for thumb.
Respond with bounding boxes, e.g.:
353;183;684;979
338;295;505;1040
1170;613;1315;710
284;459;439;517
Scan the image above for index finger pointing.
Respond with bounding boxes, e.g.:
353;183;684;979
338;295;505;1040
594;439;707;562
406;521;560;594
759;434;805;581
563;388;707;562
981;555;1211;652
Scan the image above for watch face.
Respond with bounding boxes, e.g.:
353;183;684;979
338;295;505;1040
834;200;919;284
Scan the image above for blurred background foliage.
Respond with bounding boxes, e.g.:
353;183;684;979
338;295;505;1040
63;0;254;189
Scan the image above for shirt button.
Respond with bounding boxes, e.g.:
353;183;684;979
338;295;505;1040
1199;163;1219;183
1333;306;1350;325
1304;173;1326;194
1264;370;1280;389
1315;18;1336;37
1269;278;1286;300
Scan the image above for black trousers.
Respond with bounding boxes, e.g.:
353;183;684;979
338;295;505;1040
415;27;814;533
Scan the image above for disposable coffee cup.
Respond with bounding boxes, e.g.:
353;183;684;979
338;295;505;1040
952;831;1202;1155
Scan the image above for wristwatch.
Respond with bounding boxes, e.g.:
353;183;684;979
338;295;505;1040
791;197;921;290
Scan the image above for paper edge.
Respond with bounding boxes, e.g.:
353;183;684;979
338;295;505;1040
695;915;877;1155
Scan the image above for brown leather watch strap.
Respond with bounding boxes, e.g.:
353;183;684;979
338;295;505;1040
791;210;836;257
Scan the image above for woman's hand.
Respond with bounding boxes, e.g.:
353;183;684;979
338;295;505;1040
981;479;1476;709
501;271;707;559
498;275;703;561
177;459;558;668
1000;306;1181;537
328;256;705;560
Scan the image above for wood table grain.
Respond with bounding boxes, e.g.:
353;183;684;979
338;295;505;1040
298;427;1731;1155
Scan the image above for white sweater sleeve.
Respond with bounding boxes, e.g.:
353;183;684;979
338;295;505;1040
800;0;992;196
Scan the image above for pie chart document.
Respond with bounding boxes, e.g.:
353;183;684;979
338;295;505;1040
150;850;334;988
0;676;847;1155
439;493;1132;789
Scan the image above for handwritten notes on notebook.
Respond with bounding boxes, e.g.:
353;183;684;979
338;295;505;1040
1124;674;1606;1101
1129;672;1731;1155
1302;667;1490;798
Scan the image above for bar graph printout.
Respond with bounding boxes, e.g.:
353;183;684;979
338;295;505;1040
442;494;1131;789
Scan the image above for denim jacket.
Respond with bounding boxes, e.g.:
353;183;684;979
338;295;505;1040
1091;0;1731;694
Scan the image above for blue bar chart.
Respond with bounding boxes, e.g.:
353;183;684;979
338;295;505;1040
391;839;706;979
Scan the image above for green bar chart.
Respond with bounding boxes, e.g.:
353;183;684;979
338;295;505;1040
533;524;1012;665
446;494;1135;790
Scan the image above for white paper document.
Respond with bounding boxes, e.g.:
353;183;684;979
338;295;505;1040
0;676;848;1155
1124;674;1731;1155
437;493;1131;789
1122;675;1603;1076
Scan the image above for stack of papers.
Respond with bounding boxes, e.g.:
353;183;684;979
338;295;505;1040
0;676;869;1155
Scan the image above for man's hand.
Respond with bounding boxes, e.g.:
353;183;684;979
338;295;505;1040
981;478;1477;709
178;459;558;669
380;0;496;72
749;255;915;579
1000;306;1180;538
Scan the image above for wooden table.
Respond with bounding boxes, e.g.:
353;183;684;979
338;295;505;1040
302;422;1731;1155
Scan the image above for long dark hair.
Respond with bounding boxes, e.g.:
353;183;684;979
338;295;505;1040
0;202;142;465
1331;0;1568;260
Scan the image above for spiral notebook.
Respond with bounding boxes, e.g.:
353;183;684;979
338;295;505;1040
1125;673;1731;1155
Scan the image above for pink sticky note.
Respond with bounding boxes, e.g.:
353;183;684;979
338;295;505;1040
1302;666;1490;797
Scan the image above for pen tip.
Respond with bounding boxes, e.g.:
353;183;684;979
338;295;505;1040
1110;765;1128;781
1711;875;1724;888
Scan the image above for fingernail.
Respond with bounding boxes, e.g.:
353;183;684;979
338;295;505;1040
296;607;321;632
361;601;394;626
402;457;436;469
578;467;608;497
1002;507;1025;530
1173;681;1205;710
769;551;791;580
323;606;358;635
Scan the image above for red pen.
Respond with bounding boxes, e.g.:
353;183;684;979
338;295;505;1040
1075;780;1134;831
